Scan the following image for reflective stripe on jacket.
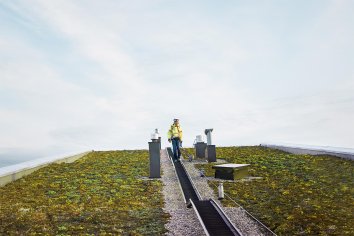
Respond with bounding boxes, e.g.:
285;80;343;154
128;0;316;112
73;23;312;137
167;124;183;141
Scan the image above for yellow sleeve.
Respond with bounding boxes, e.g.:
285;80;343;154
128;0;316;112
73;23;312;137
179;128;183;141
167;128;172;139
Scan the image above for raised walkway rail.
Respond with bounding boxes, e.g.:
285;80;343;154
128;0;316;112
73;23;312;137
166;147;242;236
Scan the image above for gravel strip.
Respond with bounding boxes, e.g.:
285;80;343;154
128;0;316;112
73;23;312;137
160;150;205;236
182;157;269;236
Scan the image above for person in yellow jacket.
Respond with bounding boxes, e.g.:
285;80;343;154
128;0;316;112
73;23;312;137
167;118;183;161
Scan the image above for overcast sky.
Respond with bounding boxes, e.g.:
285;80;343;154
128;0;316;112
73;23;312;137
1;0;353;162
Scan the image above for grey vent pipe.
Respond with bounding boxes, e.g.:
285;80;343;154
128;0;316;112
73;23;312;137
204;129;213;145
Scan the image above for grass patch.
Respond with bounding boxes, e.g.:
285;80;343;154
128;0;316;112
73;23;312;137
0;150;169;235
195;146;354;235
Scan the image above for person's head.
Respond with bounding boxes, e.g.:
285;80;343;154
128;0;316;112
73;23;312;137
173;118;179;125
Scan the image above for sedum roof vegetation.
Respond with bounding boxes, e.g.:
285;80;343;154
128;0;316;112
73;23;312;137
0;150;169;235
195;146;354;235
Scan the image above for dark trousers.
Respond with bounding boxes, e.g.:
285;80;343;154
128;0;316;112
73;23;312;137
172;138;181;160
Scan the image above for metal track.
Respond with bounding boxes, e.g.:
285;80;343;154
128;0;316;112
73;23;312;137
166;148;242;236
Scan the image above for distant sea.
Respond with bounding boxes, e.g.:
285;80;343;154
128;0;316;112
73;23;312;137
0;156;38;168
0;149;86;169
0;150;57;169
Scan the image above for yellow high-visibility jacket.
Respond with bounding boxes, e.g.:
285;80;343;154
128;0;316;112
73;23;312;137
167;124;183;141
